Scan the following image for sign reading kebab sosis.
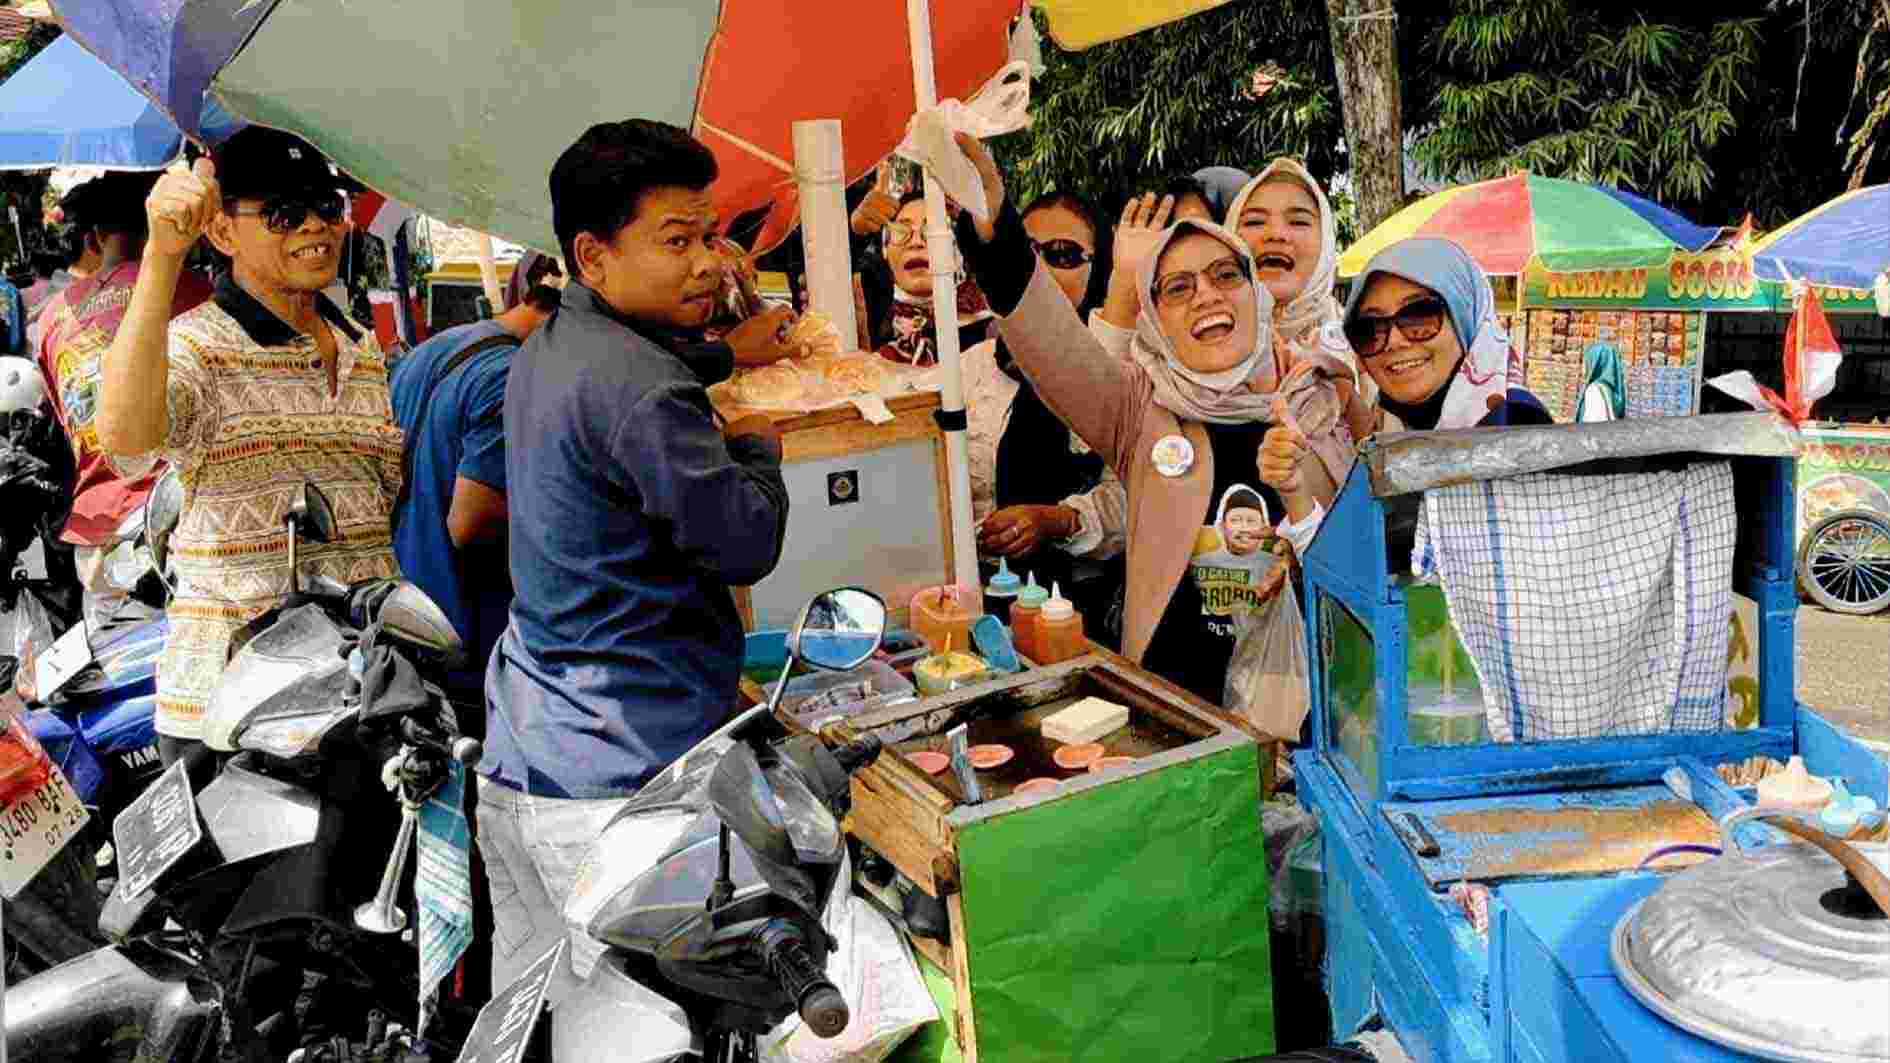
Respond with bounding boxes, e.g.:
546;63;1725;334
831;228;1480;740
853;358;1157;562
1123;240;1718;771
1526;248;1879;312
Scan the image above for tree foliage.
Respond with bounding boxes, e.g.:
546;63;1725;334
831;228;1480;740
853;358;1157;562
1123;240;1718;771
995;3;1345;214
1406;0;1887;226
1007;0;1886;234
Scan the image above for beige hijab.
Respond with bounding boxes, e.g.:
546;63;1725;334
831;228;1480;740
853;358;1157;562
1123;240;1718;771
1129;219;1354;483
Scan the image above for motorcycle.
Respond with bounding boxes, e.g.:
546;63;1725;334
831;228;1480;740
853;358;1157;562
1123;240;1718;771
466;586;889;1063
3;480;484;1063
0;375;171;975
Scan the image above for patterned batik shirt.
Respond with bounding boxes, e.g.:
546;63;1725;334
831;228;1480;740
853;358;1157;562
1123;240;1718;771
149;272;403;739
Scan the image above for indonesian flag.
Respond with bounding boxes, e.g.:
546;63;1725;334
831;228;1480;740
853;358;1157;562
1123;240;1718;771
1708;285;1844;425
350;189;415;246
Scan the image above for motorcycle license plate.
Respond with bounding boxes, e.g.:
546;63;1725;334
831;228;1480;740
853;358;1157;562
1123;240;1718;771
112;759;203;900
456;939;565;1063
0;762;89;900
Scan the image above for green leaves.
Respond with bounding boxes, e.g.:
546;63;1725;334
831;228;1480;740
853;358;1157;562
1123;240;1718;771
1408;2;1767;209
1009;0;1882;230
995;3;1344;210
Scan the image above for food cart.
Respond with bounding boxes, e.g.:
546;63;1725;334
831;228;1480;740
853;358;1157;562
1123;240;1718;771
712;388;960;632
1294;412;1888;1062
781;646;1276;1063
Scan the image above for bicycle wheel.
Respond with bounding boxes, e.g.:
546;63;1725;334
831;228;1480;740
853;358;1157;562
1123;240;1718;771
1798;508;1890;615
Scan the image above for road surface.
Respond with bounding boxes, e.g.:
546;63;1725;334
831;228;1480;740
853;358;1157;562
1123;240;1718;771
1796;605;1889;749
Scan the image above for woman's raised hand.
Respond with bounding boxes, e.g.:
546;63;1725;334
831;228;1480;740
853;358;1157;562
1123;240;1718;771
952;132;1006;243
1113;192;1175;286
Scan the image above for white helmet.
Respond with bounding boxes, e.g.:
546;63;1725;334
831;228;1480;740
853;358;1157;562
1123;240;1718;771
0;357;47;416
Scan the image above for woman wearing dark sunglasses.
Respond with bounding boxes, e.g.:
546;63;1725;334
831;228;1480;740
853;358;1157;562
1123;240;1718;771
946;133;1355;706
1260;237;1552;550
970;191;1125;631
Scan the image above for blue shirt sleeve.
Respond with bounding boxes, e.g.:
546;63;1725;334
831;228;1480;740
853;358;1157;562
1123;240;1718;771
612;382;788;586
456;352;511;490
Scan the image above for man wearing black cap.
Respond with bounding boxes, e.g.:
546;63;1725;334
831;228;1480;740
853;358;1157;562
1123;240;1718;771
34;172;213;625
388;250;563;712
96;127;402;773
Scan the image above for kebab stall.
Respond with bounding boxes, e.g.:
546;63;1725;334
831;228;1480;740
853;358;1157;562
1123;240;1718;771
1512;245;1882;422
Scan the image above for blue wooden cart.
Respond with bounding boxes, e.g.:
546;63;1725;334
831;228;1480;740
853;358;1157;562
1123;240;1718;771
1293;411;1888;1063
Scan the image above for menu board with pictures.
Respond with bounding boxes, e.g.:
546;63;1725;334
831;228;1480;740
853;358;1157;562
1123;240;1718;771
1521;308;1705;422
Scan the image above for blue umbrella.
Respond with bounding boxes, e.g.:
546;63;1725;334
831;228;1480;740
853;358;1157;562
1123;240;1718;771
51;2;268;144
1751;185;1889;293
0;34;243;168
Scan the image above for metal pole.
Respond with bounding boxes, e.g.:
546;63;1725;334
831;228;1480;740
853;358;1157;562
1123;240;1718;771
392;221;418;346
474;232;505;318
906;0;981;593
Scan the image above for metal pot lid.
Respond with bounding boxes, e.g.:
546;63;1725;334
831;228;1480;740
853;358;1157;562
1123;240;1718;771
1612;841;1890;1063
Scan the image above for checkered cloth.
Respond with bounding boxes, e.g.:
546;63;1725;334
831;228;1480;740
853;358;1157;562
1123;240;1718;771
1414;461;1737;742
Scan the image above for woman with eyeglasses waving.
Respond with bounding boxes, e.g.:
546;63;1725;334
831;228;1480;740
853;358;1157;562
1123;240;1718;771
947;133;1354;707
1260;237;1553;551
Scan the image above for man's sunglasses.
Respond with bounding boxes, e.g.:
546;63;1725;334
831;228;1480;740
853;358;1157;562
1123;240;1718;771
226;190;347;235
1153;255;1250;308
1030;238;1094;271
1344;297;1448;357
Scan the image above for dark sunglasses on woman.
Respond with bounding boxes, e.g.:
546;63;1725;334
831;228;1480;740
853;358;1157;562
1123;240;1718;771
1029;238;1094;271
226;189;348;235
1345;296;1448;357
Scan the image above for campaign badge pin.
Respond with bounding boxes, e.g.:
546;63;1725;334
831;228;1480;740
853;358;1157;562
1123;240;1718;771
1151;434;1194;478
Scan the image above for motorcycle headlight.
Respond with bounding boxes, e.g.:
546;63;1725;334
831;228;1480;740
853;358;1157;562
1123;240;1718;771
235;706;354;759
763;764;842;865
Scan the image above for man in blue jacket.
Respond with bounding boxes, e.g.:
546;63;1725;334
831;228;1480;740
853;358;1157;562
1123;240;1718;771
477;119;790;994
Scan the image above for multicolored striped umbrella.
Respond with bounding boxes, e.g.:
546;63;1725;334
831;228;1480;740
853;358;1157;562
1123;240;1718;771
52;1;1017;254
1751;184;1889;292
1338;173;1722;277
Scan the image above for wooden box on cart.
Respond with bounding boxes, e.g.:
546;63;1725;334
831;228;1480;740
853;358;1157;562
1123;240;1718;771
810;649;1276;1063
712;391;960;632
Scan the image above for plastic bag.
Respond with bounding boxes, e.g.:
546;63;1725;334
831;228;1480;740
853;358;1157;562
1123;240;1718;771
10;586;55;702
761;850;938;1063
1223;583;1309;742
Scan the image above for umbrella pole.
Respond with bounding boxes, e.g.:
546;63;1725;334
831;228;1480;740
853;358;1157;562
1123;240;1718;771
906;0;980;593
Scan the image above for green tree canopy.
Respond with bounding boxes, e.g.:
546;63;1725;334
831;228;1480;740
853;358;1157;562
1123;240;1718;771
1001;0;1888;233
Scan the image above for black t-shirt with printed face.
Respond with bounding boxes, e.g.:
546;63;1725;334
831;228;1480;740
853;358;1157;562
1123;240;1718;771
1141;421;1287;706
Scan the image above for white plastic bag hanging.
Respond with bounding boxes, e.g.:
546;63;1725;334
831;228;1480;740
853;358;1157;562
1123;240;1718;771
1222;584;1310;742
893;61;1032;221
760;849;938;1063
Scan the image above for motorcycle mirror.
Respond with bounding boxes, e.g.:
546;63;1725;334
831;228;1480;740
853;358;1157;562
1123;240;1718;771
288;481;338;545
706;741;799;871
377;581;465;661
146;469;185;576
789;588;886;673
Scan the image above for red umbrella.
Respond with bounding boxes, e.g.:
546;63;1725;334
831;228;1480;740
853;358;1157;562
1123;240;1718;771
697;1;1018;251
